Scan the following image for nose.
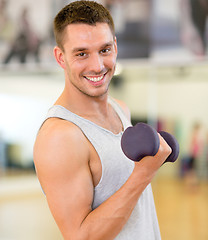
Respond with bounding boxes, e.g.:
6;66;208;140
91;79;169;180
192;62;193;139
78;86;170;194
88;53;104;74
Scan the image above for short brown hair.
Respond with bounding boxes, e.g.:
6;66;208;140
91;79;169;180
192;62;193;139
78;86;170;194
53;0;115;50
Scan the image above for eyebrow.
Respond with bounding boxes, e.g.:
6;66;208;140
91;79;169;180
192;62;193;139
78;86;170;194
72;41;114;54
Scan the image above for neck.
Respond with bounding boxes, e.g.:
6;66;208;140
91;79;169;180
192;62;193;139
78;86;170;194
55;86;110;119
55;80;123;135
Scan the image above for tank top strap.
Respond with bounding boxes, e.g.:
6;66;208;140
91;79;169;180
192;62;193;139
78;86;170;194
45;96;131;131
108;97;131;130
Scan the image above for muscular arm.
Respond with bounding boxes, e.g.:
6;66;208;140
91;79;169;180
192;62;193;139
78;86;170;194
34;118;171;240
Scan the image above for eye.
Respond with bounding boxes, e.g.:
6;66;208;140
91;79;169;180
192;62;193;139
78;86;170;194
101;48;111;54
77;52;86;57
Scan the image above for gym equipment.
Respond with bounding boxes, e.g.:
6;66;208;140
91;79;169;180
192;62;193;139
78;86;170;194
121;123;179;163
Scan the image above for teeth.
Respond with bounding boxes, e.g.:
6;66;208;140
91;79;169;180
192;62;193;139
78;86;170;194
85;75;104;82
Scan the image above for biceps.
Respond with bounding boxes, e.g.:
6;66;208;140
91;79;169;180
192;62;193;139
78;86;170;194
46;166;94;234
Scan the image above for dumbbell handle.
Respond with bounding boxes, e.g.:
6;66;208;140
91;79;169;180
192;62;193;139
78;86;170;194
121;123;179;163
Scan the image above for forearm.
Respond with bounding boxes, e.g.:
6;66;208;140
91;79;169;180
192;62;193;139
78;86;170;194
75;144;170;240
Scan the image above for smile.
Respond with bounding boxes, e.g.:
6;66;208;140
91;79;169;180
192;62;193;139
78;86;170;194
85;75;105;82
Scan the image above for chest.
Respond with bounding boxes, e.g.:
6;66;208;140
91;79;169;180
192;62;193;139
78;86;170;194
83;106;124;135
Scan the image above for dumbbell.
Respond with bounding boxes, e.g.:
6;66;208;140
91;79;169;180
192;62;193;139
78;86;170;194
121;123;179;163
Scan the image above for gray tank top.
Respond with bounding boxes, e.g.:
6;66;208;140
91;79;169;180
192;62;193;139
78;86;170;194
45;97;161;240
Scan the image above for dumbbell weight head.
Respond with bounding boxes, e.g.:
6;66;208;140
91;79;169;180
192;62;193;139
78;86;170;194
158;131;179;163
121;123;160;161
121;123;180;163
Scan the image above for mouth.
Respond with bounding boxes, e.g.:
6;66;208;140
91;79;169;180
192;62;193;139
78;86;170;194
84;72;107;85
84;74;105;82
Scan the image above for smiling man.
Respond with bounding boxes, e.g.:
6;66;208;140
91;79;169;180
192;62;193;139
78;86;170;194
33;1;171;240
54;22;116;99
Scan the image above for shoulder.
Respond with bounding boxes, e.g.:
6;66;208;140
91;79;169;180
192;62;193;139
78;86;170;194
111;97;131;121
33;118;90;180
40;117;83;138
35;118;87;152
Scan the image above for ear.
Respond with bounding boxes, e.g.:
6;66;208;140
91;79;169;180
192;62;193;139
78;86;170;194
53;46;66;69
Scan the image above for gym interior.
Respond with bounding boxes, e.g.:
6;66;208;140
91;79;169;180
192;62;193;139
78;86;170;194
0;0;208;239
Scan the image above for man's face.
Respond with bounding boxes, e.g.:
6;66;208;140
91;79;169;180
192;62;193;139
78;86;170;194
60;23;117;98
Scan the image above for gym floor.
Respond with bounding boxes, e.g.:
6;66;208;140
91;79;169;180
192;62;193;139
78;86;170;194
0;171;207;240
152;176;208;240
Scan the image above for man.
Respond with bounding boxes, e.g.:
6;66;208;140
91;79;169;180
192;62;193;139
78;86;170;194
33;1;171;239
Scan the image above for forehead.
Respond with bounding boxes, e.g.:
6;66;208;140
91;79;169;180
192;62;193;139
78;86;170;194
63;23;114;50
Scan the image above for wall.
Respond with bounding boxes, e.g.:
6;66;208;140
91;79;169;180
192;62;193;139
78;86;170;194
111;61;208;129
